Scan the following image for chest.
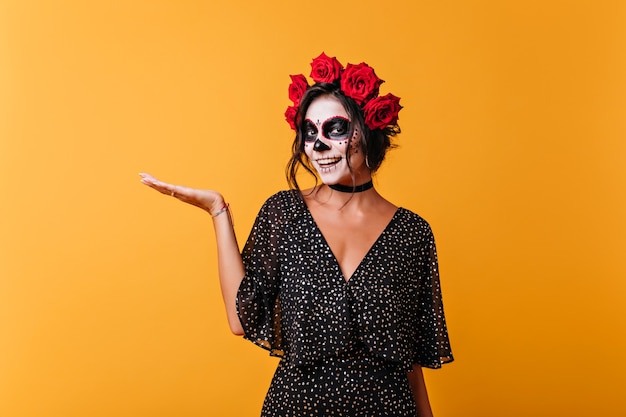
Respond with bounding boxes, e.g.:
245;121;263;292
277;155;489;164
278;215;421;310
308;211;395;281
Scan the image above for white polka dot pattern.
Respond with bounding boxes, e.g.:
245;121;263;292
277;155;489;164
236;190;453;415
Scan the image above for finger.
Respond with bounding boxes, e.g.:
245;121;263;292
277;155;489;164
139;173;161;188
139;173;172;192
139;173;172;188
139;174;207;207
138;172;159;184
169;184;197;200
157;183;178;197
161;183;189;199
141;180;177;198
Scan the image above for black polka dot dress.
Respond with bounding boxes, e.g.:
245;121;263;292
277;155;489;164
237;190;453;417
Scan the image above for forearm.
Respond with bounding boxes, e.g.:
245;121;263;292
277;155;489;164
138;174;245;334
212;206;245;335
407;364;433;417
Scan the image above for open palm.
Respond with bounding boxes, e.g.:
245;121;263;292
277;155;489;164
139;172;224;214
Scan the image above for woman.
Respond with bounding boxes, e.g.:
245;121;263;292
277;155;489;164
140;53;453;417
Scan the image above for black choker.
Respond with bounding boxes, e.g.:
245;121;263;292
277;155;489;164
327;180;374;193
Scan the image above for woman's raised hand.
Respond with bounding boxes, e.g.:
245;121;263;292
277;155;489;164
139;173;225;215
140;172;243;334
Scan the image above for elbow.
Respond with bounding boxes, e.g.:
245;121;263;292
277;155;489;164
230;327;245;336
227;309;245;336
229;320;245;336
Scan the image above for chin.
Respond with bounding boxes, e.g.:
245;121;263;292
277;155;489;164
315;169;344;183
315;162;368;186
321;177;354;186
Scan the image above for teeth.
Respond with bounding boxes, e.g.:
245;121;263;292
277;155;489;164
317;157;341;165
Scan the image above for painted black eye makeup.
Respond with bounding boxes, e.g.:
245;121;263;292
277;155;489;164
303;116;351;142
322;117;351;140
303;120;318;143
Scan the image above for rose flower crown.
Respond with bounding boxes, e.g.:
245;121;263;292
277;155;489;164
285;52;402;132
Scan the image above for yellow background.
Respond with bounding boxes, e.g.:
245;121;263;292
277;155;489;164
1;0;625;416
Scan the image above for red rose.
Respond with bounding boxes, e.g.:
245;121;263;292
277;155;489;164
363;93;402;130
340;62;384;105
309;52;343;83
288;74;309;106
285;106;297;130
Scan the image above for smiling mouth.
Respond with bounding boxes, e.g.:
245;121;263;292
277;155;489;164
316;157;343;168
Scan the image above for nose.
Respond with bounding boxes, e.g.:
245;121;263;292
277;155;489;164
313;138;331;152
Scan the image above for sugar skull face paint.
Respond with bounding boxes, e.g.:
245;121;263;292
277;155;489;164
303;95;371;186
303;116;352;142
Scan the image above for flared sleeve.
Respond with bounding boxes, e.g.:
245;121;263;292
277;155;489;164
411;225;454;368
343;209;453;371
236;193;287;356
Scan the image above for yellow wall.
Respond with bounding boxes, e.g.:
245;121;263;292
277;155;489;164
1;1;625;416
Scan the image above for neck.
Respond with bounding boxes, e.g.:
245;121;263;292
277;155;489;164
327;179;374;193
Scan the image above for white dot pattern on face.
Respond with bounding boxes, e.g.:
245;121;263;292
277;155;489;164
237;190;453;416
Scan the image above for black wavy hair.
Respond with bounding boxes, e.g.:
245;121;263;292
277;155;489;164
285;82;400;191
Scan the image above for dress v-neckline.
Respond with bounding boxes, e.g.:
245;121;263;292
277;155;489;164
297;191;401;283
